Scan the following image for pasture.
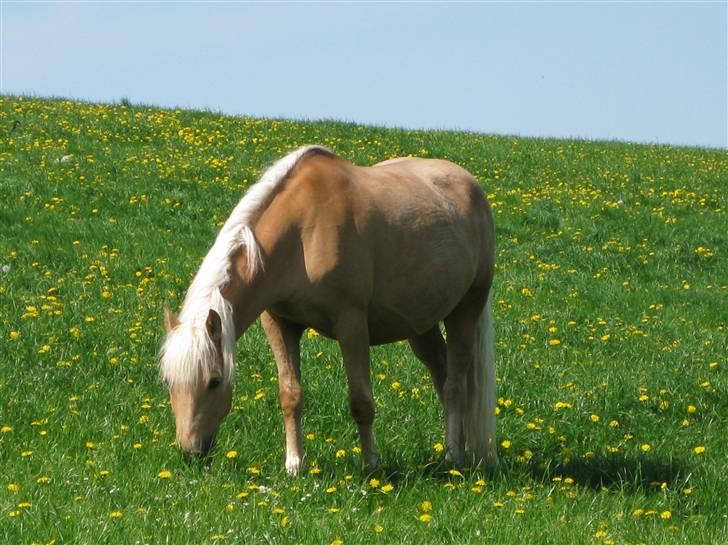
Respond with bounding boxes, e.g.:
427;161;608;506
0;96;725;544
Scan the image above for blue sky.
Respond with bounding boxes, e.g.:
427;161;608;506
2;1;726;148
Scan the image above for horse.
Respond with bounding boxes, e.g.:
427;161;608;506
159;145;496;475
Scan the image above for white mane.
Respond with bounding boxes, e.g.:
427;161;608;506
160;145;331;387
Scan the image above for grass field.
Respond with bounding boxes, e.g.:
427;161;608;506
0;96;725;545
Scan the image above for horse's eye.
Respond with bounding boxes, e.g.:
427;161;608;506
208;377;222;391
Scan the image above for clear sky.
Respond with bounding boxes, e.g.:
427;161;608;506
2;1;726;148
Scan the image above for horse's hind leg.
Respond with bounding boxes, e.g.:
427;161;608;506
335;310;379;471
261;311;305;476
443;300;483;465
408;326;447;404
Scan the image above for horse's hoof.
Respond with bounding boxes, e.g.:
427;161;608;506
445;451;466;468
285;455;303;476
363;453;380;473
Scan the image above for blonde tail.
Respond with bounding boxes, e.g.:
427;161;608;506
463;293;497;466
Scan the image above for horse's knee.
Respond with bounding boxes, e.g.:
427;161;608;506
348;391;374;426
279;382;303;417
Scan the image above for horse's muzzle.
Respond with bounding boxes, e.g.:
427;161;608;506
182;435;215;460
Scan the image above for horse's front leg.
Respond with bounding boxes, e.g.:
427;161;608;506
335;310;379;471
261;311;305;476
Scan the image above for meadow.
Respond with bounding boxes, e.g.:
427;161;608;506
0;96;725;545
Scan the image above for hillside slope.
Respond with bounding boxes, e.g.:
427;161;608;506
0;96;726;544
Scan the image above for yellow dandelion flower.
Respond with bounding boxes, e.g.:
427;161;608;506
369;478;380;488
433;442;445;453
335;449;346;458
660;510;672;520
640;444;651;453
7;483;20;493
418;513;433;523
420;500;432;512
225;450;238;459
373;524;384;533
590;414;600;423
157;470;172;479
500;440;512;449
1;425;12;433
326;486;337;494
448;468;464;477
330;539;343;545
380;483;394;493
110;511;123;518
694;446;706;455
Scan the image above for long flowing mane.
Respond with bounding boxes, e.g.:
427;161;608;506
159;145;331;387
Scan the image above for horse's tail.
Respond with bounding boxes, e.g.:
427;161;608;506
464;292;498;466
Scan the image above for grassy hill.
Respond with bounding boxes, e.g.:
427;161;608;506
0;96;726;544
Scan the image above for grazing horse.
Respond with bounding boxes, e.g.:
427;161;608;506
160;145;496;474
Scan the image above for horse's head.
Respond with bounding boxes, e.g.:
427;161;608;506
160;307;233;457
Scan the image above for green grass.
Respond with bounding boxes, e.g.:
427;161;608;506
0;95;726;544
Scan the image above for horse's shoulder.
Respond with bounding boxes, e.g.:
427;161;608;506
265;151;356;225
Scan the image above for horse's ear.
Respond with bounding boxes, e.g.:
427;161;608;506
206;309;222;344
163;306;180;333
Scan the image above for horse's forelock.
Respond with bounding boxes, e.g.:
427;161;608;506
159;318;234;388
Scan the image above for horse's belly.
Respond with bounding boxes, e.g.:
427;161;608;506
365;306;438;345
366;265;473;344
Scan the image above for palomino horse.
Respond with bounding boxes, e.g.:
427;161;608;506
160;146;496;474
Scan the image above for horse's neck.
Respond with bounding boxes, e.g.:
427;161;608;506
221;251;273;339
222;204;298;339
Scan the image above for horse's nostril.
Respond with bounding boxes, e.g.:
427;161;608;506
184;447;203;457
200;435;215;457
